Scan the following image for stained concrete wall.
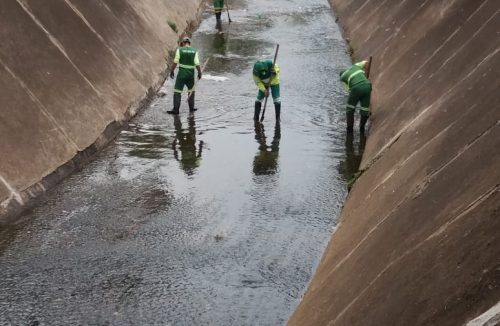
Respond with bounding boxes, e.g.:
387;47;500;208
290;0;500;325
0;0;203;216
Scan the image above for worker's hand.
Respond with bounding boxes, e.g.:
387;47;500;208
198;71;202;80
170;70;175;79
271;68;276;76
264;88;270;97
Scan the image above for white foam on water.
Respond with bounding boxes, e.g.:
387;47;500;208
203;75;229;82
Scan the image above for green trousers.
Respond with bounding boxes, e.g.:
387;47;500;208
347;81;372;117
174;68;195;94
256;84;281;104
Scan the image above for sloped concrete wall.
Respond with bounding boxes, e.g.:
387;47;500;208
290;0;500;325
0;0;202;216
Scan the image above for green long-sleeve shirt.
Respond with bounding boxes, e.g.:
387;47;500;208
253;60;280;92
340;61;369;90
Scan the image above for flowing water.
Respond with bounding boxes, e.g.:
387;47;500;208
0;0;367;324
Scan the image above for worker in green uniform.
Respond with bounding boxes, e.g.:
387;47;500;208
339;60;372;133
167;37;202;114
253;59;281;122
214;0;224;22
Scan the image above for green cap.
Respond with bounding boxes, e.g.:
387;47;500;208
253;61;266;75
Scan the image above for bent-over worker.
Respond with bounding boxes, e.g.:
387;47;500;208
253;59;281;122
339;60;372;133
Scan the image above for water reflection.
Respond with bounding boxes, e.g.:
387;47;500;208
194;20;273;76
172;115;204;176
216;19;223;33
132;187;172;211
122;125;169;160
212;23;227;55
338;133;366;190
253;122;281;175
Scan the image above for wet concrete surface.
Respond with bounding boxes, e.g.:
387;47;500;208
0;0;364;324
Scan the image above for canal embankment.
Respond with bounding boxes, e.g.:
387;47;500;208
0;0;203;218
290;0;500;325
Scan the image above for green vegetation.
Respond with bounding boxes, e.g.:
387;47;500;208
167;20;177;33
347;171;362;192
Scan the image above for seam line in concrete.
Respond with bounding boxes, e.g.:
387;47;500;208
327;119;499;285
439;6;499;70
414;120;500;196
377;0;492;82
15;0;117;119
330;184;500;325
375;110;465;186
375;0;430;70
0;57;80;152
385;3;498;92
63;0;148;88
97;0;154;60
370;101;479;195
0;175;23;208
366;44;500;170
387;27;462;99
351;0;388;35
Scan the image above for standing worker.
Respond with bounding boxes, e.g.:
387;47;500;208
253;59;281;122
167;37;202;114
213;0;224;22
339;60;372;133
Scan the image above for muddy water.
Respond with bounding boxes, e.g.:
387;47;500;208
0;0;365;325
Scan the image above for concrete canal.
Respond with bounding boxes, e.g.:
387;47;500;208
0;0;362;324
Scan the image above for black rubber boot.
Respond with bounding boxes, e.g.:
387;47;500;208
346;111;354;133
167;93;181;114
254;101;262;121
188;92;197;112
360;114;369;134
274;103;281;122
215;12;222;21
